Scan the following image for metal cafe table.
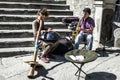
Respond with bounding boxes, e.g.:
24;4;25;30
65;49;98;80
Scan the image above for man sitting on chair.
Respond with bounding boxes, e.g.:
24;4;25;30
74;8;95;50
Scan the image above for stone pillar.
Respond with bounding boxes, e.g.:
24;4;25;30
92;1;103;50
104;0;116;10
114;28;120;47
100;0;116;46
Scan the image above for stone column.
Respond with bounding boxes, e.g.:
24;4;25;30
92;1;103;50
100;0;116;47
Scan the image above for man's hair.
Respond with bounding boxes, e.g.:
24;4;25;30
37;8;49;17
83;8;91;15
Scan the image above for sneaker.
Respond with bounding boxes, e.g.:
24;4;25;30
41;57;49;63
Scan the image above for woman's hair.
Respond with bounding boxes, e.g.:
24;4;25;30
37;8;49;17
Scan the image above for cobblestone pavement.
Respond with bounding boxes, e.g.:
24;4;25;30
0;47;120;80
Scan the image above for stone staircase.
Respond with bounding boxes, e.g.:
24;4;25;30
0;0;73;57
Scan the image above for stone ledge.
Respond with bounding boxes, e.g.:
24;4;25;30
0;14;73;17
0;38;34;43
0;2;67;6
0;8;72;11
0;22;63;25
0;47;34;53
0;0;66;4
0;29;72;33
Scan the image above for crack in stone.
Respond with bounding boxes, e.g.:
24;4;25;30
86;56;116;73
0;75;5;80
0;58;3;65
6;70;27;79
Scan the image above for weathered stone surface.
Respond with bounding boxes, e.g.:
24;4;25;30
0;47;120;80
100;9;114;43
0;0;73;56
114;28;120;38
66;0;95;17
114;28;120;47
0;75;5;80
115;39;120;47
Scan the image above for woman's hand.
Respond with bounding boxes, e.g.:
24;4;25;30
47;27;52;32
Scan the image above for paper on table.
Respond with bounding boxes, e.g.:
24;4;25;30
76;55;84;61
69;55;76;60
69;55;84;61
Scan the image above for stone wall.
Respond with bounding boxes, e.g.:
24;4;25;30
66;0;95;18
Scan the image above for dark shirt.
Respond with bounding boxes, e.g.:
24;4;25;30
32;19;45;30
32;19;47;36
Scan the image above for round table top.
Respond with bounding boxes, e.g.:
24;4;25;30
65;49;98;64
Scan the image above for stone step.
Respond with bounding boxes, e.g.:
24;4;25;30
0;2;69;10
0;8;73;15
0;22;67;30
0;0;66;4
0;29;72;38
0;29;72;48
0;38;34;48
0;47;34;57
0;30;33;38
0;0;73;56
0;14;72;22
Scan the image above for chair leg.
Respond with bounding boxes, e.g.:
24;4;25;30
81;44;86;50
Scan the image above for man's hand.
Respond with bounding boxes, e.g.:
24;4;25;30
80;28;93;34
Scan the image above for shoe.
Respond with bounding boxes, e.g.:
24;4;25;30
41;57;49;63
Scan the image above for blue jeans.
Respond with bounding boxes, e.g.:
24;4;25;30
74;32;93;50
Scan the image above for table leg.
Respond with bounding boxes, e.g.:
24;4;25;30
71;62;90;80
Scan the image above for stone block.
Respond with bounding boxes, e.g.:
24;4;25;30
114;28;120;47
115;39;120;47
114;28;120;38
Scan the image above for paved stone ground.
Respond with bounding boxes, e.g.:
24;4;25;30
0;47;120;80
